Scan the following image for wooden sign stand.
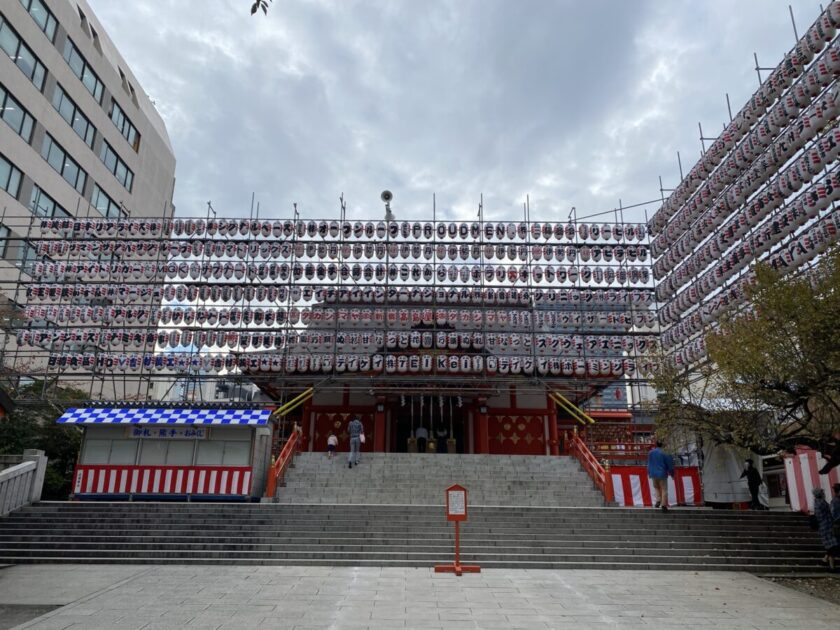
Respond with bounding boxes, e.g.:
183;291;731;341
434;484;480;575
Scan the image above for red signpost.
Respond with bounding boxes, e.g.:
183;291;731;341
434;484;481;575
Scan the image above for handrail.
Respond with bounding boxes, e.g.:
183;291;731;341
569;430;613;504
0;461;37;516
264;423;302;499
589;440;654;453
549;391;595;425
272;388;313;418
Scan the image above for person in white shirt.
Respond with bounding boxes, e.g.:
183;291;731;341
326;432;338;459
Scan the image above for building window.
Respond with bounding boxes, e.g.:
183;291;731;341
99;141;133;191
18;240;38;274
18;0;57;42
29;185;70;219
92;184;126;219
0;225;9;258
62;38;103;104
0;83;34;142
109;100;140;152
0;153;22;199
41;134;87;194
51;83;96;148
0;16;46;91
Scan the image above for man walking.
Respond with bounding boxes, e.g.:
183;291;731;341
740;459;763;510
347;416;363;469
647;440;674;511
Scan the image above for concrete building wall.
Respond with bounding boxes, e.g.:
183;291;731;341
0;0;177;400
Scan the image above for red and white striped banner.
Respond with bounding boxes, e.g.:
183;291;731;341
72;465;252;496
784;449;840;513
610;466;702;507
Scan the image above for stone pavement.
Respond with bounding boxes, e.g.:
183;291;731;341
1;565;838;629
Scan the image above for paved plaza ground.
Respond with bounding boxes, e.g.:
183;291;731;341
0;565;838;629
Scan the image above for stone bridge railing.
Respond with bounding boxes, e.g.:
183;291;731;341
0;450;47;516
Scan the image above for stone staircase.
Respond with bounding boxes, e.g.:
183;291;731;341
276;453;604;506
0;502;822;571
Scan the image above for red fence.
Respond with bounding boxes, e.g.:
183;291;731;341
72;465;252;496
784;447;840;512
265;425;301;498
587;440;653;462
569;431;613;504
608;466;702;507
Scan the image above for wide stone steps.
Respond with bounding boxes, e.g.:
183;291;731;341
0;502;822;572
276;452;603;505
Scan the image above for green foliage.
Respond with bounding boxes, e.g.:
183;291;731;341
0;381;87;500
653;249;840;455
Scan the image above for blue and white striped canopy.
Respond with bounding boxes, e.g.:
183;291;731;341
56;407;270;426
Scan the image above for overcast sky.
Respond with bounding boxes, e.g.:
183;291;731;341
87;0;824;223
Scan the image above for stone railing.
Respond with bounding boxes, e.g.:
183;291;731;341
0;449;47;516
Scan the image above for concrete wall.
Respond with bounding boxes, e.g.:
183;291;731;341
1;0;177;401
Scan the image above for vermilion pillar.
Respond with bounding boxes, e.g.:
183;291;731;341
303;397;313;452
547;396;560;456
475;399;489;454
374;397;386;452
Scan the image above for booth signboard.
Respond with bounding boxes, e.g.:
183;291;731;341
127;426;208;440
445;484;467;521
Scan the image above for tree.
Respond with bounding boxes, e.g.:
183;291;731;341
251;0;273;15
0;381;87;499
653;249;840;471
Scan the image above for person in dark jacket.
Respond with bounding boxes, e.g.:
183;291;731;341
740;459;763;510
813;488;839;571
647;440;675;512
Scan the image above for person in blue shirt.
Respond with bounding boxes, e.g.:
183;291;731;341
647;440;675;512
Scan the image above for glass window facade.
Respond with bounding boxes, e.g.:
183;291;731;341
18;0;57;42
62;38;103;104
0;83;34;142
99;141;133;191
29;185;70;219
18;241;38;274
0;224;9;258
91;184;125;219
109;100;140;152
0;152;22;199
41;135;87;194
51;84;96;148
0;16;46;91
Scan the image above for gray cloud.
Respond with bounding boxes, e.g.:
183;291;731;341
88;0;825;223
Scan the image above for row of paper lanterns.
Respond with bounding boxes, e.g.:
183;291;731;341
21;328;656;355
650;2;840;233
25;304;656;330
662;209;839;353
656;169;840;304
39;217;649;243
29;259;652;286
658;199;840;324
655;165;840;290
46;352;655;378
653;77;840;253
34;238;650;264
654;89;840;274
25;283;655;309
